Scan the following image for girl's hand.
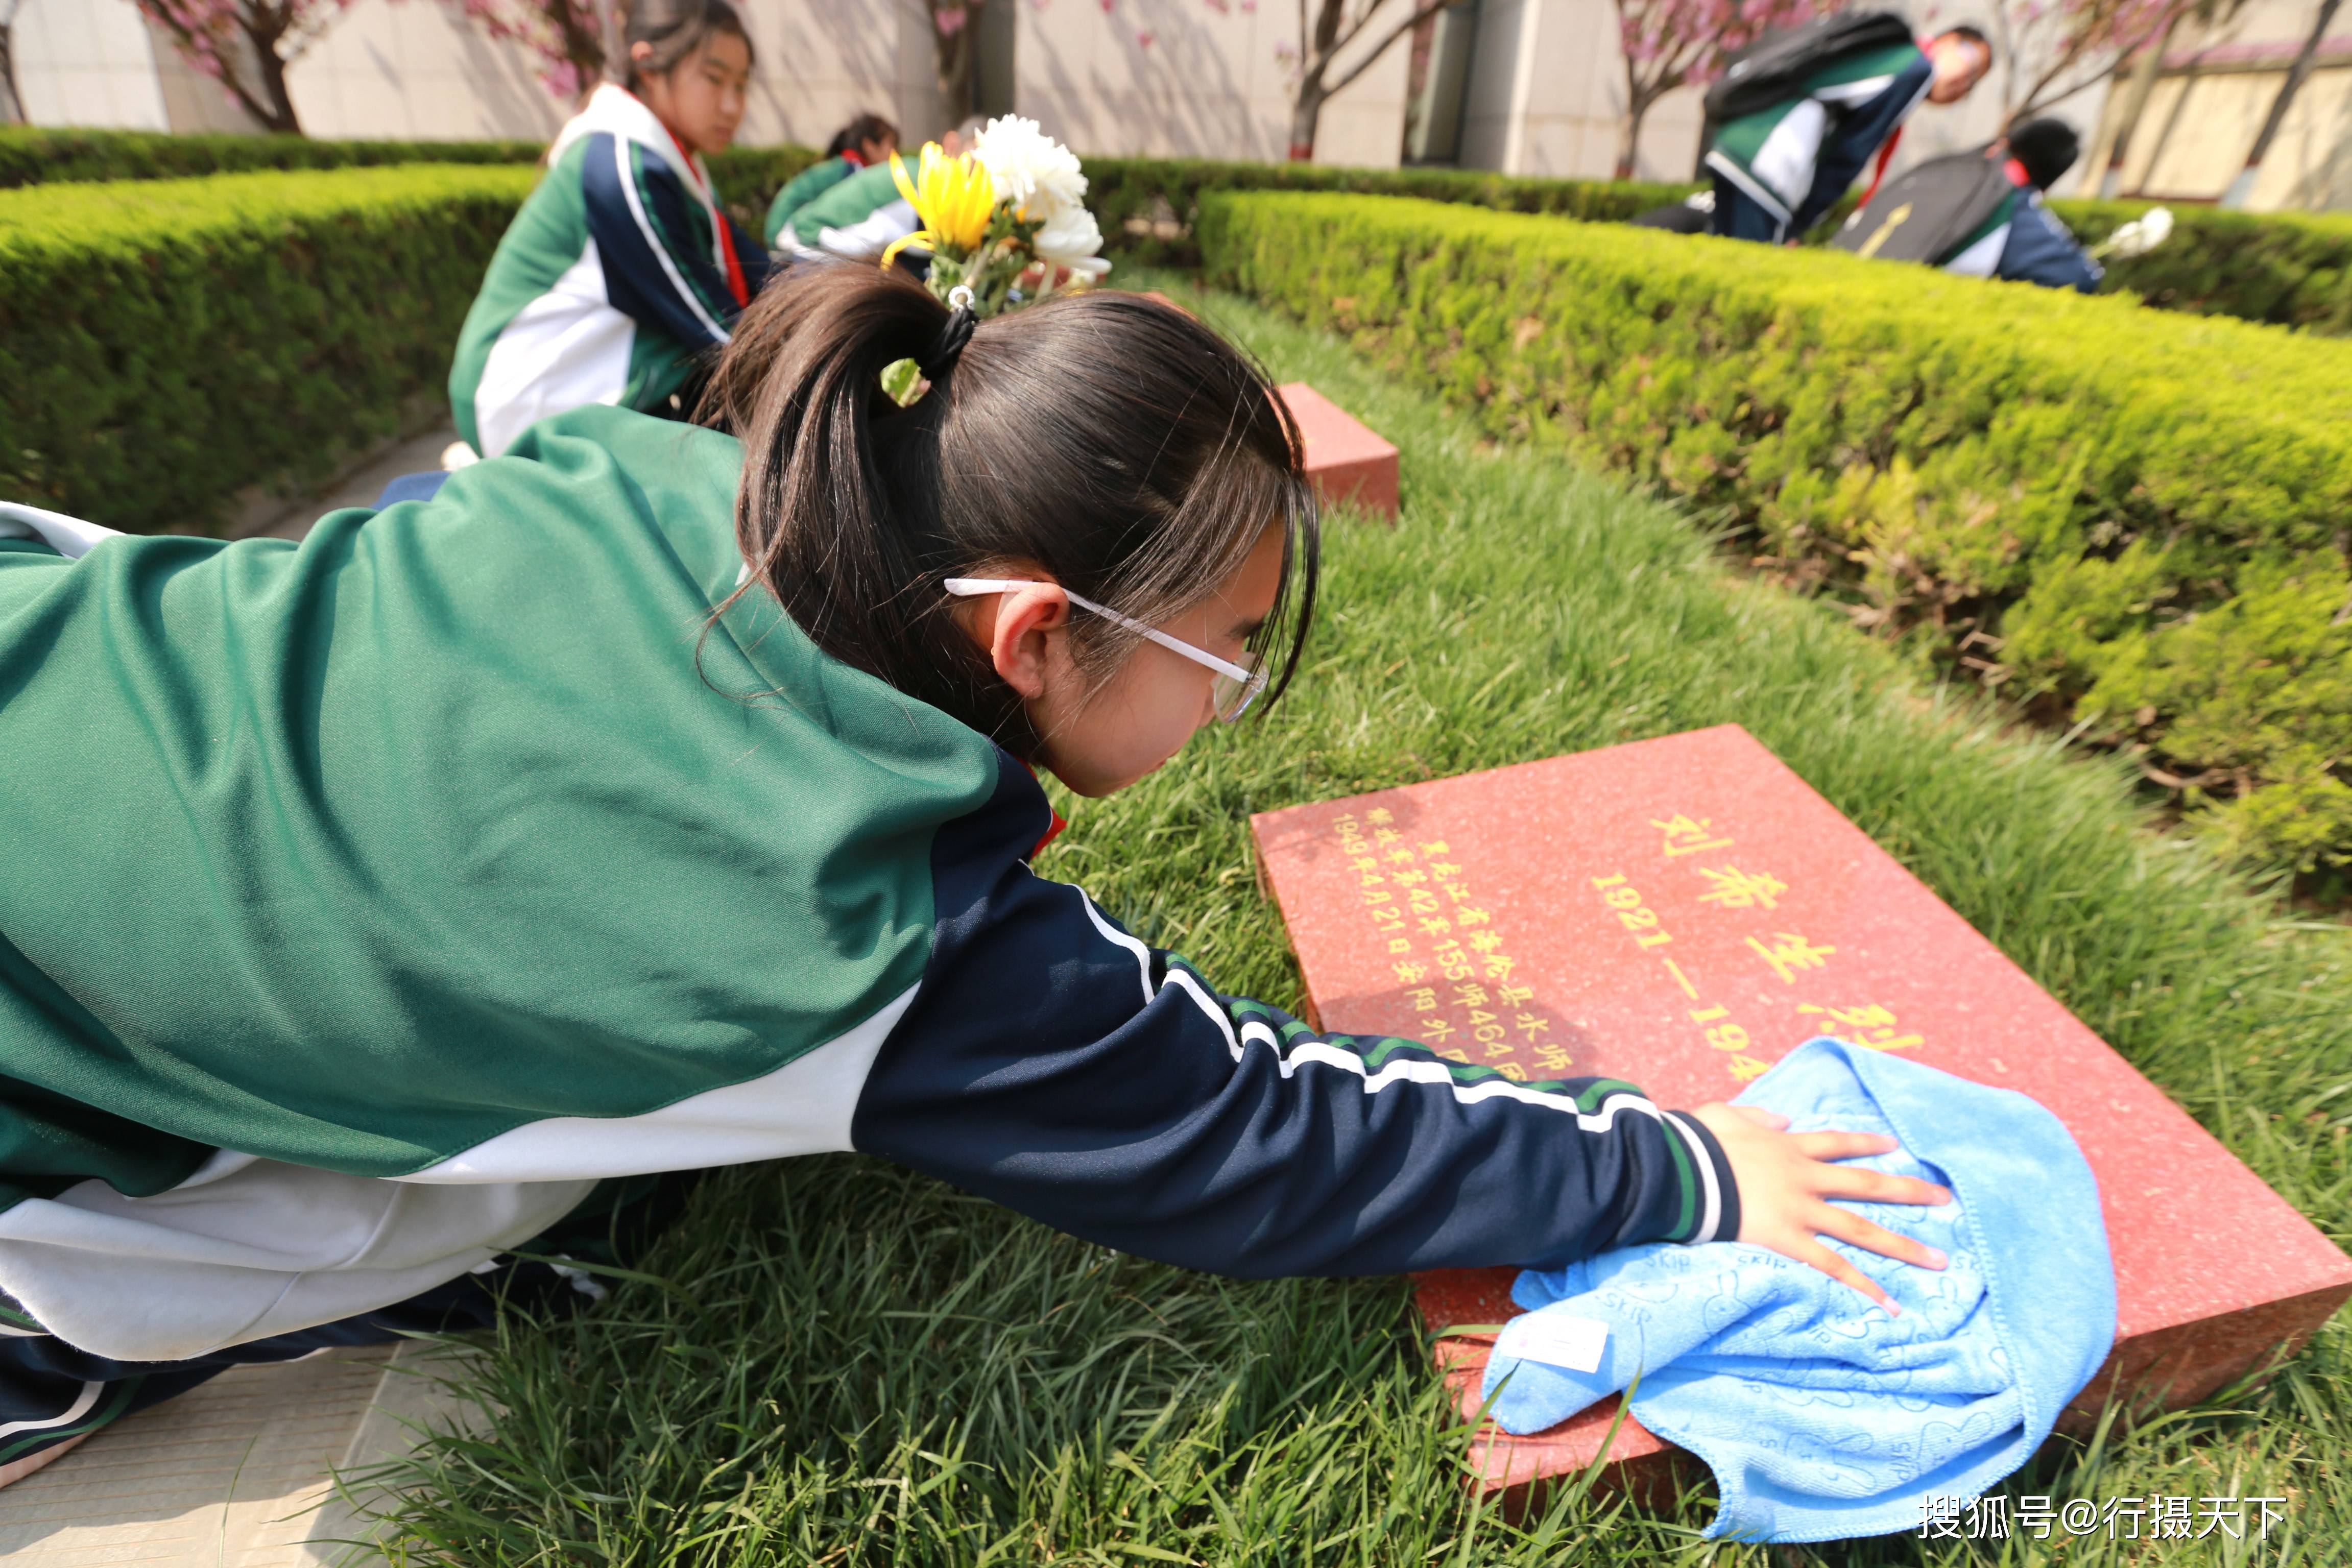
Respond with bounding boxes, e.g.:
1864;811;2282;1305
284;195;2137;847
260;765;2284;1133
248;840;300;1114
1690;1102;1953;1314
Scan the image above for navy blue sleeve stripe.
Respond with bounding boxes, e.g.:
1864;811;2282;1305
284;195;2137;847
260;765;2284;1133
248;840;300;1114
634;149;742;324
581;133;734;350
851;755;1741;1279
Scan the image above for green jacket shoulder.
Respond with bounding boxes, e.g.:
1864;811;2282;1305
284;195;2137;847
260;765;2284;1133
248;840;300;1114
789;162;909;251
764;155;857;248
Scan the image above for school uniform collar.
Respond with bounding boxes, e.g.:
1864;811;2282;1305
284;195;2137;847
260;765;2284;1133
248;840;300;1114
546;83;714;204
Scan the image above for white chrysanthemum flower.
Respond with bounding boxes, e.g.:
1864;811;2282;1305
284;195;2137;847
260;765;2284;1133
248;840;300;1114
1033;202;1112;278
973;114;1088;217
2120;206;2174;256
2096;205;2175;261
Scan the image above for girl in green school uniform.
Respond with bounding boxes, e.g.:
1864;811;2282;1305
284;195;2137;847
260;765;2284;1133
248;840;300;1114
0;264;1951;1484
447;0;768;461
763;113;899;251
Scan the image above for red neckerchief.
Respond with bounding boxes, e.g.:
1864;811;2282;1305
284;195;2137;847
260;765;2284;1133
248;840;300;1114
1858;35;1940;211
1858;127;1904;209
1031;808;1069;860
652;109;751;309
1018;760;1070;859
841;149;867;170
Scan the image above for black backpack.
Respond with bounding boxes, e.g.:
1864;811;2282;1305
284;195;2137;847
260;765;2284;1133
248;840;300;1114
1829;149;2013;264
1704;12;1917;122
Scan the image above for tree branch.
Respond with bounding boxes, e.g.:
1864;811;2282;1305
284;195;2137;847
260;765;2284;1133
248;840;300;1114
1321;0;1460;99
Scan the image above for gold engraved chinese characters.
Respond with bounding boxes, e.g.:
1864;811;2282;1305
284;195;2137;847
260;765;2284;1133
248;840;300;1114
1591;870;1772;1083
1631;812;1928;1083
1331;807;1561;1080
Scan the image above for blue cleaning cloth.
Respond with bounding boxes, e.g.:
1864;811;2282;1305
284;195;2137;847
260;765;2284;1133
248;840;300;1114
1480;1037;2115;1543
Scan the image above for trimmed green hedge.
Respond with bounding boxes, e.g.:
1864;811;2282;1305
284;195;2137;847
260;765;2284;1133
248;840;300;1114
691;149;1695;270
28;126;2346;335
17;127;2352;337
1018;144;2352;340
2047;198;2352;335
1076;156;2352;339
0;127;543;186
0;164;536;535
1202;189;2352;870
1081;157;1697;268
0;128;812;230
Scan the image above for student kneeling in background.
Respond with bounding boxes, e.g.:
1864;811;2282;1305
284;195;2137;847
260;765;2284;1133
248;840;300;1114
447;0;769;463
1834;117;2101;293
765;114;899;252
1939;119;2102;291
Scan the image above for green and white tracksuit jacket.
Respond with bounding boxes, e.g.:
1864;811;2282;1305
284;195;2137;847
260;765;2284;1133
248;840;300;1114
763;151;863;250
1940;170;2104;293
0;407;1738;1364
781;161;918;261
1707;41;1934;238
448;85;769;459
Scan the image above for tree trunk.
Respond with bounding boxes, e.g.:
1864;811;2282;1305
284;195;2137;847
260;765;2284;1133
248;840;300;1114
2087;17;2177;199
935;8;977;125
238;11;302;133
591;0;622;84
1289;79;1325;160
1616;93;1651;180
0;0;21;125
1288;0;1351;160
2223;0;2343;208
0;30;19;126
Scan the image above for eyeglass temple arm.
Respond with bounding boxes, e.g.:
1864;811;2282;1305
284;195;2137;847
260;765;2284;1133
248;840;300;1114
942;578;1257;686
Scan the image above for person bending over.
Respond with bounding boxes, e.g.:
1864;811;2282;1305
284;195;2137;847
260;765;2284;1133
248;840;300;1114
447;0;769;461
0;266;1949;1485
765;113;899;252
1941;118;2102;292
1709;22;1992;244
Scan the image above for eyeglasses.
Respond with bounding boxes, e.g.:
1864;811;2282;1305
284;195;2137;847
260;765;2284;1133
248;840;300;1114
943;577;1270;723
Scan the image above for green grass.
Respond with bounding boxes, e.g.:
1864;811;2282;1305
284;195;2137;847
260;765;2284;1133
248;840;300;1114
363;278;2352;1565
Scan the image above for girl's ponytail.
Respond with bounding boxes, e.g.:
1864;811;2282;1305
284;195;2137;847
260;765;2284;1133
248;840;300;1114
702;263;1318;761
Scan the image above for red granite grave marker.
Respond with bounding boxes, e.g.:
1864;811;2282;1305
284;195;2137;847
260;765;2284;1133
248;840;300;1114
1125;293;1398;520
1273;382;1399;520
1249;725;2352;1500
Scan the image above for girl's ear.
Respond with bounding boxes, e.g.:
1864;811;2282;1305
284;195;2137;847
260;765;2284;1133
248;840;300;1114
631;39;655;64
964;582;1072;702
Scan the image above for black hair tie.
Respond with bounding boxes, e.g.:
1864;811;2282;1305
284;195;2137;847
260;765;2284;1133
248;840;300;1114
921;284;977;379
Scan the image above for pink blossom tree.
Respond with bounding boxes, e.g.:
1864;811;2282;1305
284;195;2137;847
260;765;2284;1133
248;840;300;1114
136;1;376;134
1612;0;1830;179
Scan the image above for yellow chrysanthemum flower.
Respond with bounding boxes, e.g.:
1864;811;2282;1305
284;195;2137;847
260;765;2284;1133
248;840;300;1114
880;142;997;270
